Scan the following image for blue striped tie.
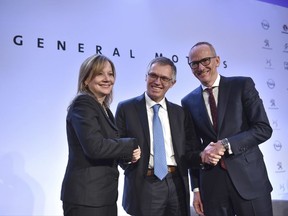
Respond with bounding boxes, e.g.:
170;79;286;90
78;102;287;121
152;104;167;180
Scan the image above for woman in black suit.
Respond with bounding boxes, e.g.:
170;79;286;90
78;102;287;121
61;54;141;216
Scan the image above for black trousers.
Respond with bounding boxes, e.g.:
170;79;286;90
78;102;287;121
63;202;117;216
132;171;188;216
202;169;273;216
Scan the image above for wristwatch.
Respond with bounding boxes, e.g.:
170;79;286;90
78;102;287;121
221;138;229;151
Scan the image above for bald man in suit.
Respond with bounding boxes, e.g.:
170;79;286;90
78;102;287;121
182;42;273;216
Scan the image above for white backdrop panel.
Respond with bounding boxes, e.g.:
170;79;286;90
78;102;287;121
0;0;287;215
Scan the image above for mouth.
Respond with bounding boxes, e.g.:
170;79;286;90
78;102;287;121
151;84;163;91
194;70;209;76
99;82;113;87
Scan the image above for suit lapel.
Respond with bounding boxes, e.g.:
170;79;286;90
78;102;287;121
166;100;180;157
193;86;216;134
105;108;118;131
217;76;230;133
135;94;151;148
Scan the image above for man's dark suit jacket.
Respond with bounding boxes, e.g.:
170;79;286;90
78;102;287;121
181;76;273;201
61;94;136;207
115;93;194;216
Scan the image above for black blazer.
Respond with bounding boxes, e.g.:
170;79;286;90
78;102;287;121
115;93;194;216
61;94;137;207
181;76;273;200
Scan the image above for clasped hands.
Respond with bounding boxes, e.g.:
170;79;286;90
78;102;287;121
131;146;141;163
200;141;225;166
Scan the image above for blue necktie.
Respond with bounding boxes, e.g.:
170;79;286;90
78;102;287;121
152;104;167;180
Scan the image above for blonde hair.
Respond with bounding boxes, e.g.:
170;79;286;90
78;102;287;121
77;54;116;107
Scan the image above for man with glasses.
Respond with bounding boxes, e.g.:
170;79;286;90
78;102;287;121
115;56;197;216
182;42;273;216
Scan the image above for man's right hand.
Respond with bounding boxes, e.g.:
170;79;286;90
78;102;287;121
200;142;225;166
193;191;205;216
131;146;141;163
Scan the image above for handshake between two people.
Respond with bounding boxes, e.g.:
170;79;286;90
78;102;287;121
200;141;226;166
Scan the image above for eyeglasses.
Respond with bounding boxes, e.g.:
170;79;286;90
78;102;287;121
188;56;217;69
147;73;173;84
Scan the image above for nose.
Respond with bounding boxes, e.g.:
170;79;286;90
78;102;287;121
198;63;205;70
103;73;110;81
198;62;205;70
154;76;162;84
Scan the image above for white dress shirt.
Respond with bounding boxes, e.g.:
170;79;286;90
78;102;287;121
145;92;177;168
201;74;220;124
201;74;232;154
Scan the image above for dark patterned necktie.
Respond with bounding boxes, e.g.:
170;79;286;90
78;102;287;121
206;88;227;169
206;88;217;132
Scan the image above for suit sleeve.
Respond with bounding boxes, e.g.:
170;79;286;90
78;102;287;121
68;95;136;160
184;108;202;168
182;103;202;190
115;102;135;169
227;77;272;155
115;102;128;138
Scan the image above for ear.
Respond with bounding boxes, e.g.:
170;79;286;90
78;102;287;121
215;56;221;67
170;80;176;88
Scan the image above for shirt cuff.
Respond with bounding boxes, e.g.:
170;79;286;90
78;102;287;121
222;138;233;154
193;188;199;192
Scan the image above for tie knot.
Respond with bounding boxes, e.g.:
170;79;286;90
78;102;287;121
152;104;161;114
206;87;213;94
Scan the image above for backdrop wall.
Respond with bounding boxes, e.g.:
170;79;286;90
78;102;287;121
0;0;287;215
